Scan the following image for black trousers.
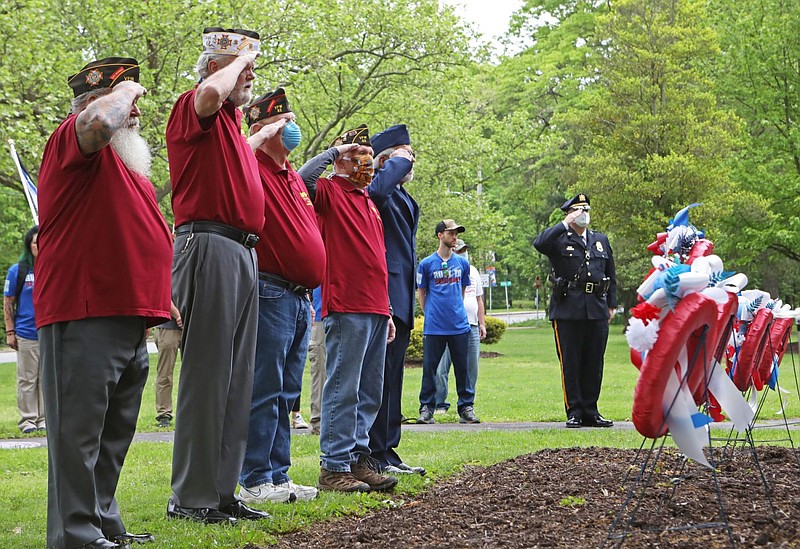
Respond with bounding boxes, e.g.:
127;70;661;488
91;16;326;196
368;318;411;466
552;319;609;419
40;317;148;549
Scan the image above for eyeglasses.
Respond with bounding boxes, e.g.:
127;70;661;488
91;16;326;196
341;157;370;166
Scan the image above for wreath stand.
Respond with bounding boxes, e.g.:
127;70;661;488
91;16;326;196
603;325;775;548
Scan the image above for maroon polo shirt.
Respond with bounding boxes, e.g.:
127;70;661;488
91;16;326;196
166;88;264;233
34;115;172;328
314;175;389;317
254;150;326;289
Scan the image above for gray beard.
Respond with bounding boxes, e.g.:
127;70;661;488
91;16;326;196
229;86;252;107
401;169;414;184
111;127;152;178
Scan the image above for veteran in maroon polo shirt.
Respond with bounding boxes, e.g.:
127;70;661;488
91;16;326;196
165;27;268;525
236;88;325;505
301;125;399;494
36;57;172;549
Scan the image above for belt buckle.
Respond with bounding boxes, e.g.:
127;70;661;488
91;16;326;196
291;284;308;296
244;234;259;248
585;282;594;294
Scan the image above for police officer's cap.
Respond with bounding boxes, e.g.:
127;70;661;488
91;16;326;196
561;193;591;212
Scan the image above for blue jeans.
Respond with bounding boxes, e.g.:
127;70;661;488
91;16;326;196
434;325;480;410
419;331;474;413
240;280;311;488
320;313;388;472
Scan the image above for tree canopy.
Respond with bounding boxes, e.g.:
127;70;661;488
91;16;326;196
1;0;798;307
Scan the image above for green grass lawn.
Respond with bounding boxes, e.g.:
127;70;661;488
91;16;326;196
1;327;799;547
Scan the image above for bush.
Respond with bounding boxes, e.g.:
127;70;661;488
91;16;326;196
403;315;506;361
406;316;424;361
483;316;507;345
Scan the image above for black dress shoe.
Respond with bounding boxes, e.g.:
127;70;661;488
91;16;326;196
166;498;237;524
112;532;155;544
220;500;271;520
582;414;614;428
79;538;130;549
566;416;582;428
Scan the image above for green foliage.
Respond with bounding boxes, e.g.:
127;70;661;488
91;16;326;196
559;495;587;507
406;316;425;362
483;316;507;345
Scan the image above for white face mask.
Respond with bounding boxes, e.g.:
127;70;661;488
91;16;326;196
574;211;590;228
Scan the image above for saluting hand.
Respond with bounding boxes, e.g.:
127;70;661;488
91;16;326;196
389;149;414;162
334;143;359;156
564;208;583;225
115;80;147;100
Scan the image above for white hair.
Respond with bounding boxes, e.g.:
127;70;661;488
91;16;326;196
70;88;112;114
195;52;231;79
110;119;152;178
372;147;395;168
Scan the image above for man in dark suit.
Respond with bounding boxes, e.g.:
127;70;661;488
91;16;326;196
533;193;617;429
366;124;425;475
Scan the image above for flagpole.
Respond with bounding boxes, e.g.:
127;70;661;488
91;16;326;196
7;139;39;225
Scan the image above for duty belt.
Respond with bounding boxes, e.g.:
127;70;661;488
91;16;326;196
259;272;309;297
176;221;259;249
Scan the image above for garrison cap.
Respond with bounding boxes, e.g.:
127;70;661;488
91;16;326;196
68;57;139;98
330;124;371;148
370;124;411;155
202;27;260;56
246;88;292;127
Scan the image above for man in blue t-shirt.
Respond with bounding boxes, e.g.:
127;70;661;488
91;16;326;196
416;219;480;425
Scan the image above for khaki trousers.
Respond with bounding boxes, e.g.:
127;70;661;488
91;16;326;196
17;335;44;431
154;327;182;418
307;321;327;430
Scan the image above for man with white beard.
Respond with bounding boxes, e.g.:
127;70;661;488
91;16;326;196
36;57;173;549
165;27;268;525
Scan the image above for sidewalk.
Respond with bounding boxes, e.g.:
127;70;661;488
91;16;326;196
0;421;639;449
3;419;799;450
0;342;158;365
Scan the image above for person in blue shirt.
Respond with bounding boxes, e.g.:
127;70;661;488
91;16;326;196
416;220;480;425
3;225;44;434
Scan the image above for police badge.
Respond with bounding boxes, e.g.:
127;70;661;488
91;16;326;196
595;241;604;253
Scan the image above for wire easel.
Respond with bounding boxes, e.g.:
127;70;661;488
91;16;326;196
604;323;776;548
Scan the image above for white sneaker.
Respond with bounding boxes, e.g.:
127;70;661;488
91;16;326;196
239;482;296;503
291;412;310;429
277;480;318;501
385;463;427;476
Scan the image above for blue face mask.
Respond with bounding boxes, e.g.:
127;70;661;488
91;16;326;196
281;121;302;152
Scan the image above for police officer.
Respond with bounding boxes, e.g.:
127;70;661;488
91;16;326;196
534;193;617;428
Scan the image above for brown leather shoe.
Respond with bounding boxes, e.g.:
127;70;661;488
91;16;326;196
351;459;398;492
318;468;370;493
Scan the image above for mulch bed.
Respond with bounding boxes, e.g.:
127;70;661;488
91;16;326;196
268;446;800;548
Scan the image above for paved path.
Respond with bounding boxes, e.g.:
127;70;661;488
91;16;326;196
487;310;545;325
4;419;799;450
0;422;634;449
0;342;159;365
